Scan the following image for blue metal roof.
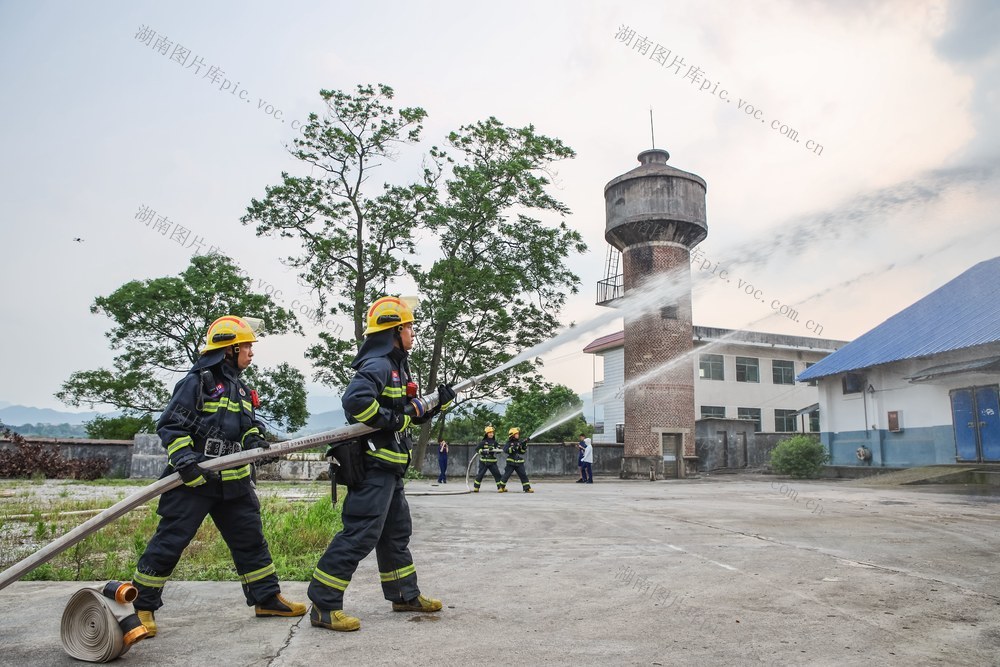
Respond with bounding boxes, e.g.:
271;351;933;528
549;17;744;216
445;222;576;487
797;256;1000;381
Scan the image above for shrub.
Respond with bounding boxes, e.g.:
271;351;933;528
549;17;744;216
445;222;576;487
769;435;829;479
0;425;111;480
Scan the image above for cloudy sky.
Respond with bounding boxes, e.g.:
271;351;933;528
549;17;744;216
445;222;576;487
1;0;997;416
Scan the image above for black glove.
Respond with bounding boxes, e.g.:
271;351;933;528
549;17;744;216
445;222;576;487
173;451;216;487
437;384;457;412
522;437;531;446
246;434;280;466
388;411;411;432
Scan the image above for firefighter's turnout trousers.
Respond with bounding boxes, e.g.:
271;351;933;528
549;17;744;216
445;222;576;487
308;468;420;610
133;485;279;611
501;462;531;491
475;460;502;490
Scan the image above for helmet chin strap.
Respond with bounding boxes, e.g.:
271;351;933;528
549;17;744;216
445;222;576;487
226;344;243;372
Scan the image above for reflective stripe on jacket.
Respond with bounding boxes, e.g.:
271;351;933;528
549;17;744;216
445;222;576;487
156;354;264;497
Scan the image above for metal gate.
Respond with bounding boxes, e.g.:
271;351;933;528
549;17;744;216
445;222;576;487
950;385;1000;462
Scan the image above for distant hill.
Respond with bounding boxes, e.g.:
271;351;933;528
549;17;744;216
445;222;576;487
293;406;347;436
0;405;111;426
6;423;89;438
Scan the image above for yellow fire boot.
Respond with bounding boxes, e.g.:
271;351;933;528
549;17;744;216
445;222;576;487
255;593;307;618
524;487;534;493
309;605;361;632
136;610;157;638
392;595;443;612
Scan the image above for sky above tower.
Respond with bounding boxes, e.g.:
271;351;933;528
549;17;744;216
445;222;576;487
1;0;998;415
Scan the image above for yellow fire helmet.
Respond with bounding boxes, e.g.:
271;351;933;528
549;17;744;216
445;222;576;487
484;425;495;435
508;427;520;437
364;296;417;336
201;316;260;354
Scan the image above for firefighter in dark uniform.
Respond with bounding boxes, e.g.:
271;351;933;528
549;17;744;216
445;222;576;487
308;296;457;632
474;425;504;493
500;427;534;493
132;316;306;637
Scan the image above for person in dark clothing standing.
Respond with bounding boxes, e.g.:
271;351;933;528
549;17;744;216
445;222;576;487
308;296;456;632
474;425;504;493
500;427;533;493
437;439;449;484
132;316;305;637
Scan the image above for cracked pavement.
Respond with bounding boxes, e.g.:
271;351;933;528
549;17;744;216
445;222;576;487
1;474;999;665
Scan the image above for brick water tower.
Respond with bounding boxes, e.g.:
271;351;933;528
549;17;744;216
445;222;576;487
598;148;707;478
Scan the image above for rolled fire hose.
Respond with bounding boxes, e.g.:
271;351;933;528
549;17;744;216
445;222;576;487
61;581;147;662
0;376;489;592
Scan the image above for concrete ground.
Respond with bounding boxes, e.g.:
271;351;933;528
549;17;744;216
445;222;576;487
1;474;999;666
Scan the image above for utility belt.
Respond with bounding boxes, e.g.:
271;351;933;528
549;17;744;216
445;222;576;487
199;438;243;458
508;459;524;465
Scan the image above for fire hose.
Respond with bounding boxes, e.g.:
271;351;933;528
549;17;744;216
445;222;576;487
60;581;148;662
0;375;490;592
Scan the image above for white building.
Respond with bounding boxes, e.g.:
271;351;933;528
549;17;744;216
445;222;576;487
798;257;1000;467
585;326;847;444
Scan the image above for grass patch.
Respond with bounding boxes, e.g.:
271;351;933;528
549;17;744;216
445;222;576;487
2;486;344;582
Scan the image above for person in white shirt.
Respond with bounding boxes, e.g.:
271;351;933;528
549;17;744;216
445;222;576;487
581;437;594;483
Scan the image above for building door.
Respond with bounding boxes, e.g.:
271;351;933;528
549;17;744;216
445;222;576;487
717;431;729;468
661;433;682;478
738;432;748;468
951;385;1000;462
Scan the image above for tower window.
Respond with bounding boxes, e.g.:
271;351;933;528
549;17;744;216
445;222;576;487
661;305;678;320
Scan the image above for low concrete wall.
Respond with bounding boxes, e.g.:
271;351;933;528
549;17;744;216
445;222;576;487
419;443;623;478
122;436;626;480
694;419;795;471
0;437;133;478
130;433;166;479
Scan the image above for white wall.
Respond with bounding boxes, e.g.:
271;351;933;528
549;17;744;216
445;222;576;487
819;344;1000;434
592;341;827;441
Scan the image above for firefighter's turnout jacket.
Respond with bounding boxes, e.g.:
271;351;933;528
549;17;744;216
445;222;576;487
157;349;268;498
341;333;435;476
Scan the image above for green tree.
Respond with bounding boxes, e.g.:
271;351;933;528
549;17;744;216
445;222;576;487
57;255;309;432
503;384;589;444
84;415;155;440
243;83;437;388
440;404;504;444
408;118;585;467
245;84;586;469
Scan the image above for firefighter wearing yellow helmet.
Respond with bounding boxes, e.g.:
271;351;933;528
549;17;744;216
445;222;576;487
308;296;457;632
474;425;504;492
500;427;534;493
132;316;306;638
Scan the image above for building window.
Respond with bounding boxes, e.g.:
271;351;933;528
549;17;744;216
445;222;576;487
737;408;762;432
661;305;678;320
699;354;724;381
842;373;865;395
772;360;795;385
701;405;726;419
804;362;817;387
615;423;625;444
774;409;797;432
809;409;820;432
736;357;759;383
